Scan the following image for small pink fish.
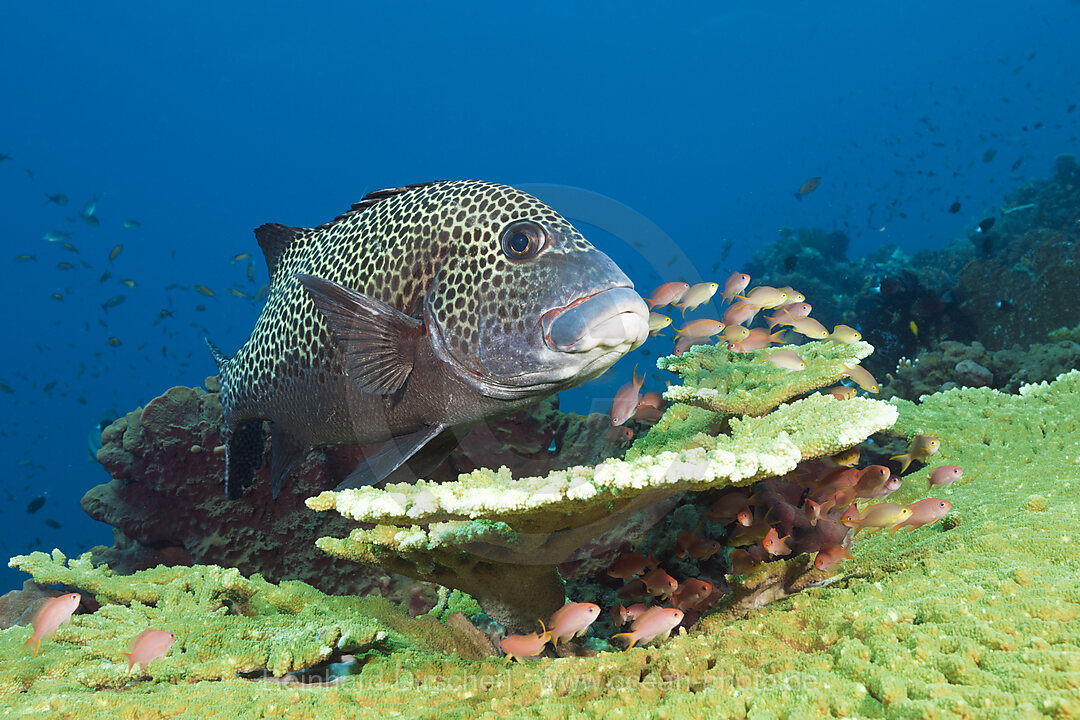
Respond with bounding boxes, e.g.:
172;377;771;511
891;499;951;533
611;607;685;649
674;318;724;339
603;425;634;445
864;475;902;499
546;602;601;647
24;592;81;657
765;349;805;372
852;465;891;496
728;328;786;353
610;366;644;426
928;465;963;489
610;602;648;628
500;624;551;661
824;385;858;401
721;300;758;327
672;335;713;355
670;579;715;612
645;281;690;310
766;302;812;328
638;392;664;410
720;272;751;305
814;543;853;571
606;552;657;580
124;629;176;670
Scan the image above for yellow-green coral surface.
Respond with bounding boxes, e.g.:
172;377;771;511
3;371;1079;719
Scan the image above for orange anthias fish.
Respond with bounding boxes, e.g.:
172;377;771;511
610;366;645;426
606;552;657;580
928;465;963;489
891;499;951;534
766;302;811;328
500;622;551;662
611;607;685;649
645;281;690;310
641;567;679;599
546;602;601;647
814;543;854;571
124;629;176;671
24;592;81;657
603;426;634;446
674;319;724;339
762;527;792;556
720;272;751;305
793;176;822;201
670;579;715;612
890;435;941;473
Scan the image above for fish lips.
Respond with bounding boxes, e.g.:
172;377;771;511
542;287;649;353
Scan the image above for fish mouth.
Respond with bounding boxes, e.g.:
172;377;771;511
541;287;649;353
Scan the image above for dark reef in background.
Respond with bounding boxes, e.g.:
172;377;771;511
748;156;1080;396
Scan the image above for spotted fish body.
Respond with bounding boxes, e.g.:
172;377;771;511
213;180;649;498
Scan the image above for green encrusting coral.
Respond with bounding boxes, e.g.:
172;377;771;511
3;370;1079;718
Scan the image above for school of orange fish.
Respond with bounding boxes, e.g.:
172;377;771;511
605;271;880;446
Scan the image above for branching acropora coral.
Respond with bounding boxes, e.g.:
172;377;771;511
308;340;897;630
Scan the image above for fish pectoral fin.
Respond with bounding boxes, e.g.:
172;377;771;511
296;273;423;395
337;423;447;489
270;424;308;499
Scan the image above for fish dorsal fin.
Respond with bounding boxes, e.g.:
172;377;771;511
325;181;444;225
254;223;305;283
295;273;424;394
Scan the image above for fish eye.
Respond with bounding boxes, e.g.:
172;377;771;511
500;221;545;260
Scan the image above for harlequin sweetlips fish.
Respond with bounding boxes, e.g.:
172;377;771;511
210;181;649;498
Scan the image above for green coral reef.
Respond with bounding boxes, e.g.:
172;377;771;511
3;349;1079;718
307;341;896;630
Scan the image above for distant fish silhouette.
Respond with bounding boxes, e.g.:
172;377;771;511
793;177;821;202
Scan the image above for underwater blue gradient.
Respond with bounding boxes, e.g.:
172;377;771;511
1;1;1078;590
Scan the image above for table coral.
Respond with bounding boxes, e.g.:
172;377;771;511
658;339;874;416
308;341;898;630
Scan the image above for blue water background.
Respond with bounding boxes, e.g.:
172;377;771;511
1;1;1078;591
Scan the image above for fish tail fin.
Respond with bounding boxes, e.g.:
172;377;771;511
889;453;912;473
205;338;230;370
793;193;803;202
611;632;637;650
24;634;40;657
